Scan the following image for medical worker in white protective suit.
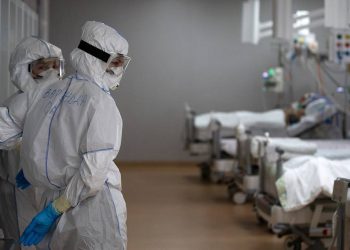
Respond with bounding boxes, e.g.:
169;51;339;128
0;37;64;249
0;21;129;249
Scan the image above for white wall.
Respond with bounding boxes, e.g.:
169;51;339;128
0;0;39;103
49;0;324;162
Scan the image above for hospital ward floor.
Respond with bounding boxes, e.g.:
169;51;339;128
119;163;284;250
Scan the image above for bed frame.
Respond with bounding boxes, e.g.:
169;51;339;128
255;148;336;249
184;104;211;156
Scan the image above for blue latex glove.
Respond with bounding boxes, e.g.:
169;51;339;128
20;203;61;246
16;169;31;189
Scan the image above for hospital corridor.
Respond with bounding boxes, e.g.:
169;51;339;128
2;0;350;249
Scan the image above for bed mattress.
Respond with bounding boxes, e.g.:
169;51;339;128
194;104;337;141
194;109;285;141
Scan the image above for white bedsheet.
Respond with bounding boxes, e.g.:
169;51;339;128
250;137;317;160
236;110;286;129
312;140;350;159
221;136;320;159
195;112;239;129
276;156;350;212
250;138;350;160
220;139;237;156
194;103;337;141
194;109;285;130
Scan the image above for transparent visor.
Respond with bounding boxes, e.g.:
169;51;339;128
106;54;131;74
29;57;65;79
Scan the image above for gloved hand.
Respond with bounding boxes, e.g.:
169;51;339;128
20;203;61;246
16;169;31;189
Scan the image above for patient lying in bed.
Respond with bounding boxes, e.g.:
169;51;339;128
284;93;329;125
195;93;331;129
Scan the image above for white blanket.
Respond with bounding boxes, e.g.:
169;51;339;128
276;156;350;212
250;138;350;160
195;112;238;129
236;110;286;129
250;137;317;160
220;139;237;156
194;109;285;129
313;140;350;159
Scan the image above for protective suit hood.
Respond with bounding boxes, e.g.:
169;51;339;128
9;37;63;92
70;21;129;91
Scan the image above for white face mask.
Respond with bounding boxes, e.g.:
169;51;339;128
102;67;124;90
35;68;60;85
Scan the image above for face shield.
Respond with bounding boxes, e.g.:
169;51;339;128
29;57;65;80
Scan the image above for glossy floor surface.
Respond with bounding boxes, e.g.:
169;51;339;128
119;164;284;250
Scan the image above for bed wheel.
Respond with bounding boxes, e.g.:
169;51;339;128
283;235;301;250
256;214;265;225
210;172;223;183
271;224;287;235
199;162;210;181
227;183;237;199
305;241;326;250
232;192;247;204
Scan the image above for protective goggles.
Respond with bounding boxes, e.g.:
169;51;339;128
78;40;131;72
28;57;65;79
107;54;131;72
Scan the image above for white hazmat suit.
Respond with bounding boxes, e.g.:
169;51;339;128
0;21;127;249
0;37;63;250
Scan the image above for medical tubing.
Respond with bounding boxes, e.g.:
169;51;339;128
307;58;325;94
321;63;343;87
316;61;325;95
308;58;350;115
318;60;350;115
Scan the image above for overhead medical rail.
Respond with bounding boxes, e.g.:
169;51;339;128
241;0;326;44
324;0;350;29
242;0;350;44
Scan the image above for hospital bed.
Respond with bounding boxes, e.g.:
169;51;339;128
220;133;346;202
212;99;339;192
184;97;338;156
185;98;339;182
184;104;286;156
254;144;350;249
